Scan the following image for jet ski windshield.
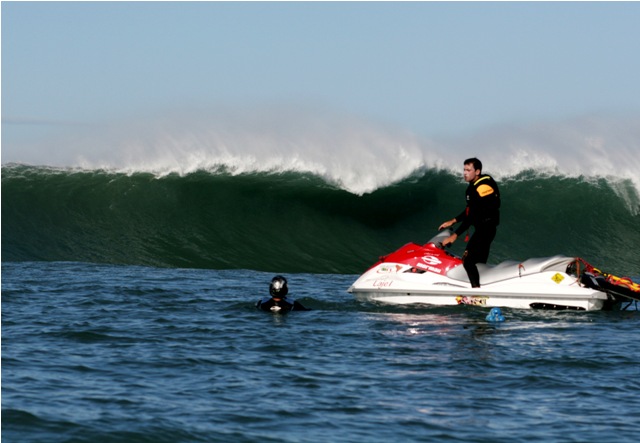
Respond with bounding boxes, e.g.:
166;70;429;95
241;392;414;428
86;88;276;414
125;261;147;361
426;230;453;248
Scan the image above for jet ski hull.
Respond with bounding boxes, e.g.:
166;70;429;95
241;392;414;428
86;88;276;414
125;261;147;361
348;265;613;311
348;231;621;311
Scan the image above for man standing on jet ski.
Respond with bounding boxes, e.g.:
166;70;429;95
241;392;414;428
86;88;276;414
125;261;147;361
438;158;501;288
256;275;311;312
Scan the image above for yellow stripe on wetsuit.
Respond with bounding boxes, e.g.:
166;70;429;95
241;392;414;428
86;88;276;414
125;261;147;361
474;176;495;197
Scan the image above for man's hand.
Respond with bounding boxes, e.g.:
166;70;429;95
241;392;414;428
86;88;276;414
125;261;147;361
442;233;457;247
438;219;456;231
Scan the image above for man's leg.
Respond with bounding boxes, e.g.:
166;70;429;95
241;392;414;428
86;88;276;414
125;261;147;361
463;256;481;288
463;225;497;288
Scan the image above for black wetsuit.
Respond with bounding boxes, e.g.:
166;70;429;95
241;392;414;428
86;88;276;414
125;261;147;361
453;174;501;287
256;297;310;312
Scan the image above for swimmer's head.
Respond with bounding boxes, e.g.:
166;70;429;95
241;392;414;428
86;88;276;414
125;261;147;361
269;275;288;298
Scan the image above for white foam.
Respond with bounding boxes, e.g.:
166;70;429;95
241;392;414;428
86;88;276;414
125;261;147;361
6;109;640;206
69;110;443;195
446;116;640;214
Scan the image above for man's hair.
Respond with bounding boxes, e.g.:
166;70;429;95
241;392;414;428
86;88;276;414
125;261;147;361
464;157;482;172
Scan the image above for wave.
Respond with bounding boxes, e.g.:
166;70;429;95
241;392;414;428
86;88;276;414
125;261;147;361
2;164;639;275
5;111;640;200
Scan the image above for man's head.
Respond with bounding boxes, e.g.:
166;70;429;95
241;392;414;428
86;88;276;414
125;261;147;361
269;275;288;299
463;157;482;183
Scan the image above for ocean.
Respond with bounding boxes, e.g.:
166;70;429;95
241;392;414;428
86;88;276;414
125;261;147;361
3;262;640;443
3;159;640;442
2;165;640;274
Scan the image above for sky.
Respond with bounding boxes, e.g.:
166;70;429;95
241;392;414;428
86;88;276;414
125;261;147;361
2;1;640;168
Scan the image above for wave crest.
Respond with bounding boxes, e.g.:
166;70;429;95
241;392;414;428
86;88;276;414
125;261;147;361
4;110;639;203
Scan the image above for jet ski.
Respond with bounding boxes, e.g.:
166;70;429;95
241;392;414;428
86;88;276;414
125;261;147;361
348;230;640;311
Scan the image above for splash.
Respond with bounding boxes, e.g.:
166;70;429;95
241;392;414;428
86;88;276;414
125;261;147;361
3;108;639;207
55;109;442;195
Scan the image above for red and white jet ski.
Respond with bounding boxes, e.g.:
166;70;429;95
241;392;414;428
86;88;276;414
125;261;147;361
348;230;639;311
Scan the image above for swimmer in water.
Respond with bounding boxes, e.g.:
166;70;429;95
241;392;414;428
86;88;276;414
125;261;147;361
256;275;311;312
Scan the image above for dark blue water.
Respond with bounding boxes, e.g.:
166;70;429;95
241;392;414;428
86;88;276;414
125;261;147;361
3;261;640;442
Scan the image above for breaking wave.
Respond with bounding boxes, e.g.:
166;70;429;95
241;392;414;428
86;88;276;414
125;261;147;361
3;164;639;275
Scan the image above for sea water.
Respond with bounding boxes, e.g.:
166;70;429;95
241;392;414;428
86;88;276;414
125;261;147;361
3;262;640;443
2;166;640;275
3;134;640;442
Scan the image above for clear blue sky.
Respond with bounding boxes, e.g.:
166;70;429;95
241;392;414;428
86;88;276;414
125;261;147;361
2;1;640;159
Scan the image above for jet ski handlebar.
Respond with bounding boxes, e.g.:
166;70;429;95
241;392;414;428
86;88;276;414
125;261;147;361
428;229;454;249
